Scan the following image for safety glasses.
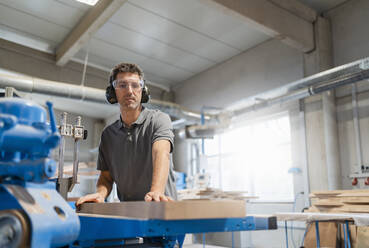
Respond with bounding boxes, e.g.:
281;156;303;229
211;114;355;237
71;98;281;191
112;79;143;91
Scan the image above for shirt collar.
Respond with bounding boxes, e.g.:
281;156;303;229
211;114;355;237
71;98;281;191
118;106;148;129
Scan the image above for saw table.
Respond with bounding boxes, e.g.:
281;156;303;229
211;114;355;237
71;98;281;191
74;213;277;247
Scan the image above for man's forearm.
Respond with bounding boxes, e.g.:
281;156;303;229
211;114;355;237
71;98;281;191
151;140;171;193
96;172;113;198
151;152;170;193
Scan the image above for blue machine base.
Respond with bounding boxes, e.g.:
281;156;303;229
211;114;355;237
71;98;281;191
72;215;276;247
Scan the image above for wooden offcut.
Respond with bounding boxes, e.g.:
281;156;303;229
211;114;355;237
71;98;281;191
177;187;257;200
78;200;246;220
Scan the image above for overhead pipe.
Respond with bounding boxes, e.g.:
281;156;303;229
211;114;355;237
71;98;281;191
0;69;105;103
233;58;369;118
0;69;214;124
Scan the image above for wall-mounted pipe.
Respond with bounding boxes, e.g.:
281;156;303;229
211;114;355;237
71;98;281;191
352;84;363;173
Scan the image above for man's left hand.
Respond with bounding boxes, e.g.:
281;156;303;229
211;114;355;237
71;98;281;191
144;191;174;202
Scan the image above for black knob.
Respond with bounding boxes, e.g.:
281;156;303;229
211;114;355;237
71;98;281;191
83;130;88;140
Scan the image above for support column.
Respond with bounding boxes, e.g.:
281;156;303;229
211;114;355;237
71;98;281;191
322;91;342;189
303;17;341;190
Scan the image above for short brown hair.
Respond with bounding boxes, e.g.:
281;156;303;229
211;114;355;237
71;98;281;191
110;63;144;80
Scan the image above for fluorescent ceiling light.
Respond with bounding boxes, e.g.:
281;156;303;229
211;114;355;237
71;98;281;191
75;0;99;6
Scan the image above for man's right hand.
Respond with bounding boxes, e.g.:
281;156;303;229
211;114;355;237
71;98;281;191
75;192;105;208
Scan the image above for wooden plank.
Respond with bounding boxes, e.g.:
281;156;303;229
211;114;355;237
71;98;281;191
309;189;369;214
178;188;256;200
342;198;369;204
78;200;246;220
311;189;369;195
314;201;344;207
312;205;369;213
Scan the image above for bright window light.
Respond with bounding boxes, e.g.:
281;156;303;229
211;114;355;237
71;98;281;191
75;0;99;6
204;114;294;201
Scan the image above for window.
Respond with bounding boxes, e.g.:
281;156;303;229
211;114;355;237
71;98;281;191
203;114;293;201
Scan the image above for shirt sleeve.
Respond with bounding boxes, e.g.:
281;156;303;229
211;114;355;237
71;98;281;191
152;111;174;153
97;130;109;171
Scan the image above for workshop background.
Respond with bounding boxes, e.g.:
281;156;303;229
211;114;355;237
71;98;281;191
0;0;368;247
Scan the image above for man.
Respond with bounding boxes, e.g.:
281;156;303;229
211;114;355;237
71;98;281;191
76;63;177;206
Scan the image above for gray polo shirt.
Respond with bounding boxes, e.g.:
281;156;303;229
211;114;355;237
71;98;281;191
97;107;177;201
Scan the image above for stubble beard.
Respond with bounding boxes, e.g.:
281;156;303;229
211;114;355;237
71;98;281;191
121;96;141;111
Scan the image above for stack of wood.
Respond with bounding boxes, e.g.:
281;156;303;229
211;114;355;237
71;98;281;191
177;187;257;201
308;189;369;213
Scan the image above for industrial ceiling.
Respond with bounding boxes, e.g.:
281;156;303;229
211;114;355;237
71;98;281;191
0;0;349;118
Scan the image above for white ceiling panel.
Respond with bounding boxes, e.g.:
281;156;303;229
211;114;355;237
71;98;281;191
79;38;194;84
130;0;270;51
110;2;241;63
95;22;216;74
74;50;174;89
0;24;57;53
74;49;116;71
0;0;86;29
0;2;69;43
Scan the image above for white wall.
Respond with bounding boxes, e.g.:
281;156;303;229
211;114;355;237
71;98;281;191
174;39;303;111
326;0;369;66
323;0;369;188
336;82;369;189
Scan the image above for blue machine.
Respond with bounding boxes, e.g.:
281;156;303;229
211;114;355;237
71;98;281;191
175;171;186;190
0;98;80;248
0;98;276;248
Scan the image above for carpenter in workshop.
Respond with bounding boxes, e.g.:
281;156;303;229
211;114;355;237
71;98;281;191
76;62;177;206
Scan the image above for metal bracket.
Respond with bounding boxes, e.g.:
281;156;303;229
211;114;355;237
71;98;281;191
57;113;87;199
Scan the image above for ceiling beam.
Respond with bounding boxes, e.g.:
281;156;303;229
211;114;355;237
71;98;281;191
201;0;315;53
56;0;127;66
268;0;317;23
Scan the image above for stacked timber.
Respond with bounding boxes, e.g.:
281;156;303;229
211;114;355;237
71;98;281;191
308;189;369;213
177;187;257;201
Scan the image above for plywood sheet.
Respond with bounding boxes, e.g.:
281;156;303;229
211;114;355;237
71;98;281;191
78;200;246;220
